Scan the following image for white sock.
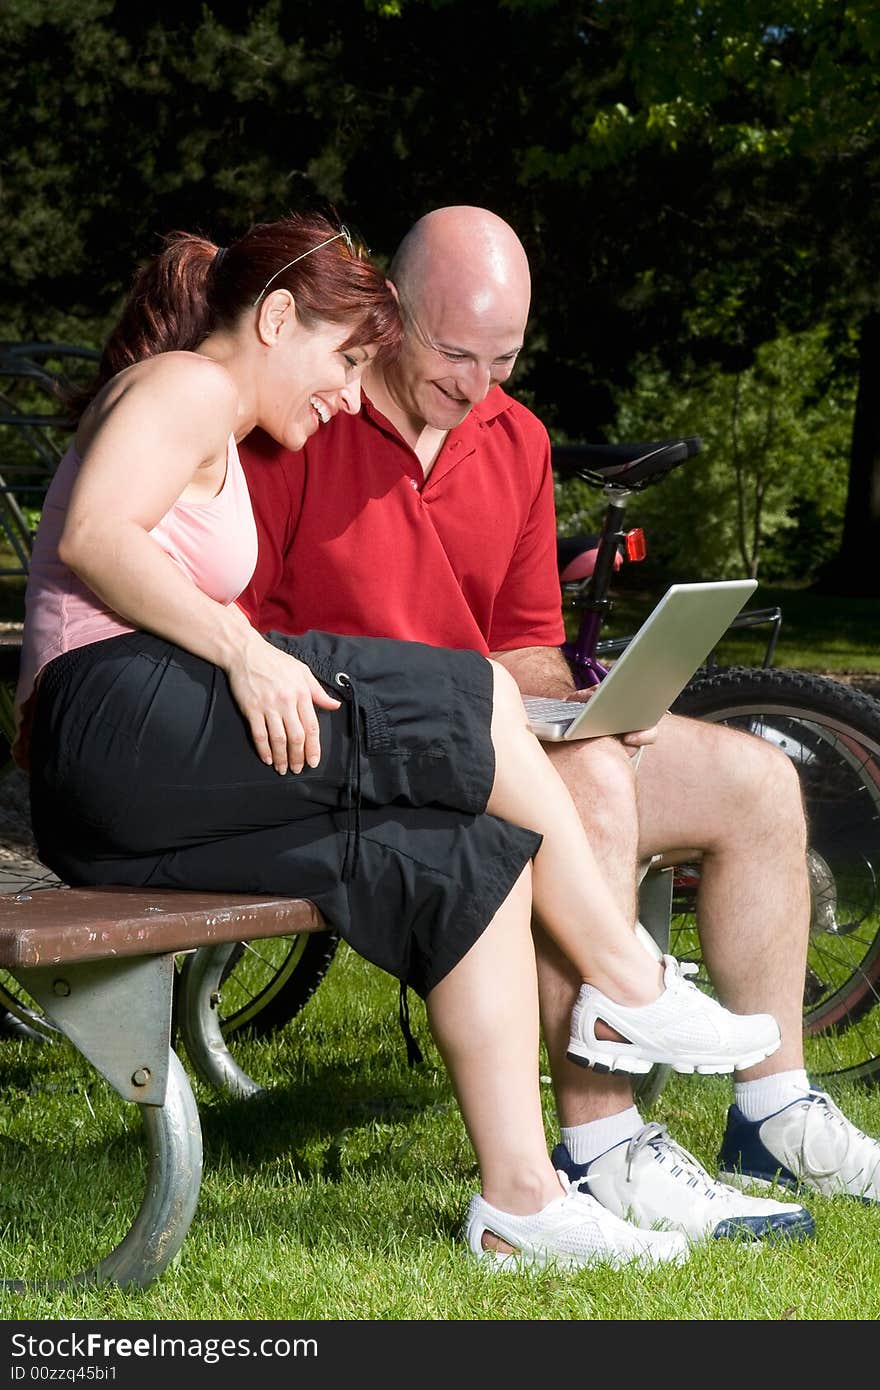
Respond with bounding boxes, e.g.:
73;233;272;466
561;1106;643;1164
734;1069;812;1122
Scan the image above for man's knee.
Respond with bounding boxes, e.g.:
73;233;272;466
702;718;806;843
746;734;806;839
550;735;640;849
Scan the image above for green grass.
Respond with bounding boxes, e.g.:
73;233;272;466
2;942;880;1321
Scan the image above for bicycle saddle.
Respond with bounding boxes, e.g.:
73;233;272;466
551;437;702;487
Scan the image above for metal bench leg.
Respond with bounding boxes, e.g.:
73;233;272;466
178;942;263;1099
636;866;674;1110
637;863;673;955
2;954;202;1290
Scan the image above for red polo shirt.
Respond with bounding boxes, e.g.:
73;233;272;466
238;386;565;656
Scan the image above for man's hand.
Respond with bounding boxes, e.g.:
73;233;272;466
493;645;659;754
562;686;660;754
620;724;660;751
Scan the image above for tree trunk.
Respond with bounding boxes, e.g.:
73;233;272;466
818;311;880;595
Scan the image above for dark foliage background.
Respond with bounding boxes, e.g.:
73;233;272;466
2;1;879;589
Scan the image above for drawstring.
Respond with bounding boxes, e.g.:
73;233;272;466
398;981;424;1068
336;668;422;1067
335;671;362;882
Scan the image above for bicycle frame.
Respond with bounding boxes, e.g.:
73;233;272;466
559;480;783;689
561;485;632;689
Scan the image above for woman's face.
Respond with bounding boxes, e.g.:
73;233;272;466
261;311;375;451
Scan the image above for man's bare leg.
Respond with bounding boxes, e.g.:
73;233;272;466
634;713;810;1077
534;713;811;1129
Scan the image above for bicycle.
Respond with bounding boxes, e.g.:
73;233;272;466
551;436;880;1090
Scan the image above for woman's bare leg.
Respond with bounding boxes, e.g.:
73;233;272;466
484;662;663;1005
426;866;562;1217
427;866;688;1266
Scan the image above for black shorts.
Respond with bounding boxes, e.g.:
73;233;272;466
29;630;540;996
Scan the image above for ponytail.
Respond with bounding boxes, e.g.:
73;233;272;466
66;233;219;422
66;211;401;423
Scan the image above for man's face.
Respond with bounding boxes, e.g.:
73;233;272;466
387;282;527;431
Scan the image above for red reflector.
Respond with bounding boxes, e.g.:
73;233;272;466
625;528;646;561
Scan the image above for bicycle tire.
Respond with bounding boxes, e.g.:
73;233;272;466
671;666;880;1086
0;658;20;779
0;862;65;1042
206;929;340;1039
0;661;57;1040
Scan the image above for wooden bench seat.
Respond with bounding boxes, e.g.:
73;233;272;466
0;883;327;1293
0;884;325;968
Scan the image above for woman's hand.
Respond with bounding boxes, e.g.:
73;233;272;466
226;631;341;774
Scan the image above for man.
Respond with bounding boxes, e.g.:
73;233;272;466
238;206;880;1243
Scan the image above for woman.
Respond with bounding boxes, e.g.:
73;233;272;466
16;211;779;1270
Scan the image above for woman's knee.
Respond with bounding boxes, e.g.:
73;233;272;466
488;660;525;716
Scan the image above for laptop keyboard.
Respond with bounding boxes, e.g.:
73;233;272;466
521;696;580;722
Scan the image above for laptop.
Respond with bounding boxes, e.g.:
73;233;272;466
524;579;758;741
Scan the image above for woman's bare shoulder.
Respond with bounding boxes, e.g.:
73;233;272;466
80;353;238;453
109;352;236;408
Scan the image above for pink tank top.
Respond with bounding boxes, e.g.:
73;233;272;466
16;435;258;712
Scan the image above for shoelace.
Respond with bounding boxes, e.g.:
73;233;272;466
662;956;701;994
555;1175;609;1219
798;1092;880;1185
625;1122;720;1197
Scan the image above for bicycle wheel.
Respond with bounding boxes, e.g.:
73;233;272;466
204;929;340;1038
0;860;64;1041
671;666;880;1086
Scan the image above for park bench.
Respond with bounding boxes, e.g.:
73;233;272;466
0;883;329;1291
0;872;679;1294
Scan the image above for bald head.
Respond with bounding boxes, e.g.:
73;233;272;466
390;206;531;325
374;207;531;438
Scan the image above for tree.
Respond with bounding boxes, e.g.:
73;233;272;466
511;0;880;590
2;0;879;592
607;325;852;581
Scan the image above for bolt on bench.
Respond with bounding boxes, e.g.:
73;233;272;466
0;884;328;1291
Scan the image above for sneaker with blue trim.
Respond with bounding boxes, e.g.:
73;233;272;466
718;1090;880;1202
552;1124;814;1243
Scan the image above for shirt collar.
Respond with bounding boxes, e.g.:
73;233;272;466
360;383;514;446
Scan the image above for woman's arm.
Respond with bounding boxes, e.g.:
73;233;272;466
59;354;339;774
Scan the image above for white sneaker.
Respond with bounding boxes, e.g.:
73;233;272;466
567;954;781;1075
464;1179;689;1270
553;1126;814;1243
719;1089;880;1202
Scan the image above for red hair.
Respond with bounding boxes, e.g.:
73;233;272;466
70;212;401;418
